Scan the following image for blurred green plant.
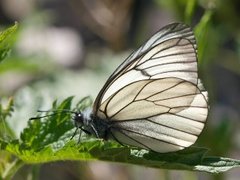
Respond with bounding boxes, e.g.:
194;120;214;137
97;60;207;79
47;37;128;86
194;10;213;65
0;23;18;138
0;23;18;63
155;0;198;24
0;97;15;140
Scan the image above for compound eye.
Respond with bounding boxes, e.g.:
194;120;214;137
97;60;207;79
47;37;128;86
73;112;83;123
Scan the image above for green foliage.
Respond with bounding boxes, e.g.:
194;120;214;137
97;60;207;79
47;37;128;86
20;97;75;151
0;23;18;63
194;10;213;64
1;97;240;178
184;0;197;24
0;97;15;140
154;0;198;23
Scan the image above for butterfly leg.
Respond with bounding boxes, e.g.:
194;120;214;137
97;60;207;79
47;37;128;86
70;127;79;140
90;124;100;138
70;126;92;143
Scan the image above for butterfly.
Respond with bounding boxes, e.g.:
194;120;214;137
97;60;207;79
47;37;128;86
71;22;209;153
33;23;208;153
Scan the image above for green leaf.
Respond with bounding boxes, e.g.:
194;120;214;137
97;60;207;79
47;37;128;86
1;97;240;174
184;0;197;24
0;23;18;63
20;97;75;151
194;10;213;64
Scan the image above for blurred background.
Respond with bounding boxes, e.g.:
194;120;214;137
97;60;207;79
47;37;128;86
0;0;240;179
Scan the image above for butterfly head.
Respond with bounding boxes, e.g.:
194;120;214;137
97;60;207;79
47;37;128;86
72;111;84;128
71;108;100;138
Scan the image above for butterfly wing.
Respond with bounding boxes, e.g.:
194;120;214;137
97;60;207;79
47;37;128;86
109;22;196;79
93;23;208;153
94;23;198;111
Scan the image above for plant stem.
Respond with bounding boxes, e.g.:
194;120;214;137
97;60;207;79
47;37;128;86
2;158;25;180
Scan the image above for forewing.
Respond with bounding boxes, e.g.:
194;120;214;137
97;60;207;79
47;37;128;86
93;23;197;111
98;78;208;153
110;23;196;79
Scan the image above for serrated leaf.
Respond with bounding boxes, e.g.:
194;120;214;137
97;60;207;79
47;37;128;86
20;97;74;150
1;97;240;174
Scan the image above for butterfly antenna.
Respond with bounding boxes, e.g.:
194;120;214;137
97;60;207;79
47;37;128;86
37;109;76;114
29;109;77;120
29;112;60;120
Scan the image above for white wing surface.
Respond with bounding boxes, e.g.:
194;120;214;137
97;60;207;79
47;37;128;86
93;23;208;153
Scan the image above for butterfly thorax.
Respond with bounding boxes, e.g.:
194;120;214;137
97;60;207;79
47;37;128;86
91;115;111;140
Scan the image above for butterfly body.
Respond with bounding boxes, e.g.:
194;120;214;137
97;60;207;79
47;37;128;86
73;23;208;153
73;108;111;140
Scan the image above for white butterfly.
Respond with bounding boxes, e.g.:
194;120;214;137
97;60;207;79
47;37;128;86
74;23;209;153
